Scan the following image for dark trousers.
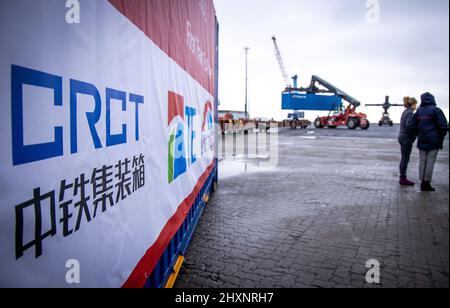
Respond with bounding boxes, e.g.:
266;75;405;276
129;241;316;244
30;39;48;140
399;140;413;177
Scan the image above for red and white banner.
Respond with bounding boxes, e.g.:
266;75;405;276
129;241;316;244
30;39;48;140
0;0;216;288
109;0;216;96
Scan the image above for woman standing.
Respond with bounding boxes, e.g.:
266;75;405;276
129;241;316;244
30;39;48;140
398;97;417;186
408;92;448;192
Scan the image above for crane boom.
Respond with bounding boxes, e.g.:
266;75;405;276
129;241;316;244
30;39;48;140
272;36;291;88
309;75;361;107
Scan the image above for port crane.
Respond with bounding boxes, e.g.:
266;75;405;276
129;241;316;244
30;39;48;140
272;36;370;130
272;36;303;120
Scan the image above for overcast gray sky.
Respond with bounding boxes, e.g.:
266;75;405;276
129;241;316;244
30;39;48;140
214;0;449;122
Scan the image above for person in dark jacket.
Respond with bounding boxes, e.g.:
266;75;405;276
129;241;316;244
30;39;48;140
408;92;448;192
398;97;417;186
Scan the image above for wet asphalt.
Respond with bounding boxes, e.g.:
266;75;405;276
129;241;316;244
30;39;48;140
175;125;449;288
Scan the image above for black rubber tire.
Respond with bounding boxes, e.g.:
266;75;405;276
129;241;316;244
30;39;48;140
314;118;324;129
361;121;370;130
347;118;358;130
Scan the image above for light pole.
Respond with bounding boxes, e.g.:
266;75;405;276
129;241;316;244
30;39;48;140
244;47;250;119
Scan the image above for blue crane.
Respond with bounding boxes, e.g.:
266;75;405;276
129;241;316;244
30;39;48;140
272;36;370;130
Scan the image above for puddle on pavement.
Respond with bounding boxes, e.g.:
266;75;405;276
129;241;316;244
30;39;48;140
298;136;318;140
219;157;277;180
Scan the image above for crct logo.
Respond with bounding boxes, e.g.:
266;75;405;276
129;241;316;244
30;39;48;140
168;91;197;183
10;65;144;166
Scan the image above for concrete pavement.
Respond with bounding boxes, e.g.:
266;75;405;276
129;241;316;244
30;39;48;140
175;127;449;288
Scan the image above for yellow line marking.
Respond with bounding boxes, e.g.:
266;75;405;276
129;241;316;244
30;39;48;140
165;255;185;288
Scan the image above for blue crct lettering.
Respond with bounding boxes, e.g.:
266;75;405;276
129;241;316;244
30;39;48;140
129;93;144;141
11;65;144;165
11;65;63;166
106;87;127;147
70;79;103;153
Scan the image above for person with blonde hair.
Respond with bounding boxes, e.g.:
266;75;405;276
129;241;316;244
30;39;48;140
398;96;417;186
